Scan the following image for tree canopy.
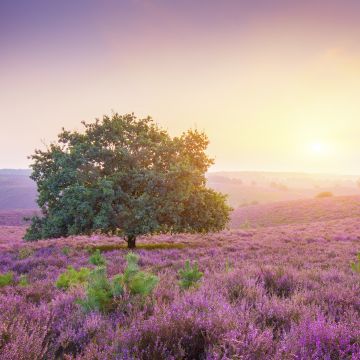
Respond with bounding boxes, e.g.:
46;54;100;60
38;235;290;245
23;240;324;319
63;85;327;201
25;113;232;248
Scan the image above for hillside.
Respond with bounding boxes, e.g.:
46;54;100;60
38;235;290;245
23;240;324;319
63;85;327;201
2;169;360;210
0;169;37;210
231;194;360;229
207;171;360;207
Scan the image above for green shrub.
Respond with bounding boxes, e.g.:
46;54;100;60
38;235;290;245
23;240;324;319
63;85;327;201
79;267;113;312
316;191;333;198
18;247;34;259
127;271;159;296
79;267;123;313
351;253;360;273
61;246;72;256
79;252;158;313
0;272;14;287
56;266;91;290
18;274;29;287
89;249;106;266
178;260;203;289
121;252;159;296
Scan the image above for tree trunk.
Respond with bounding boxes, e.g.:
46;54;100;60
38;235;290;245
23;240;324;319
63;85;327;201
127;235;136;249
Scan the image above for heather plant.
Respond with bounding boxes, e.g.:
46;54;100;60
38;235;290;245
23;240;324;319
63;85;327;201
56;266;91;290
89;249;106;266
0;271;14;287
178;260;203;289
3;201;360;358
260;268;296;298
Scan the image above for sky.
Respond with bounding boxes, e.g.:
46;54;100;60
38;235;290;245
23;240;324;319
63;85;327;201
1;0;360;174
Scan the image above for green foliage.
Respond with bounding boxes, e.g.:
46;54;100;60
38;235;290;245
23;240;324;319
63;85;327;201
178;260;203;289
61;246;72;256
351;253;360;273
0;272;14;287
24;113;232;247
111;275;124;297
18;247;34;259
55;266;91;290
121;252;159;296
127;271;159;296
89;249;106;266
18;274;29;287
80;252;157;313
79;267;122;313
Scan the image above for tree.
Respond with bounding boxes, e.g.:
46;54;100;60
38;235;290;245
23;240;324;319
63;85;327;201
25;113;232;248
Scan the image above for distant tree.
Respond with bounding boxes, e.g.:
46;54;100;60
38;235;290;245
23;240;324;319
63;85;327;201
25;113;232;248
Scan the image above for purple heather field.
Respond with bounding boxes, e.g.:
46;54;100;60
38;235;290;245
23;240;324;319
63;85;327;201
1;197;360;359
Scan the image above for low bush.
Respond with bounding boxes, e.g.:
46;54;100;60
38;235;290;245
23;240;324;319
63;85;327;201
61;246;72;256
79;267;122;313
120;252;159;296
316;191;333;198
0;272;14;287
55;266;91;290
351;253;360;273
18;247;34;259
178;260;203;289
18;274;29;287
80;252;158;313
89;249;106;266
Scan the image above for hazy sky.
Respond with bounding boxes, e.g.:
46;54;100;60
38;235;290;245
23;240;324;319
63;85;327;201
1;0;360;174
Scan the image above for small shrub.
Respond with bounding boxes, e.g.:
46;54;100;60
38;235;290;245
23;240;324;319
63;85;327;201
80;253;157;313
61;246;72;256
79;267;117;313
18;247;34;259
178;260;203;289
240;219;252;229
351;253;360;273
56;266;91;290
316;191;333;198
18;274;29;287
0;272;14;287
89;249;106;266
127;271;159;296
121;252;159;296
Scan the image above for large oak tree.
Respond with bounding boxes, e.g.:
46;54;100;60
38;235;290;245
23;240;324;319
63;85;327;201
25;114;231;248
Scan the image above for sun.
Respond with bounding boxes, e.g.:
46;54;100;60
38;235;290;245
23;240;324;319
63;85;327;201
308;141;330;156
310;141;326;155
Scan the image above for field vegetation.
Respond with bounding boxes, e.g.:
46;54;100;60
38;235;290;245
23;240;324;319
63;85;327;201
1;194;360;358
